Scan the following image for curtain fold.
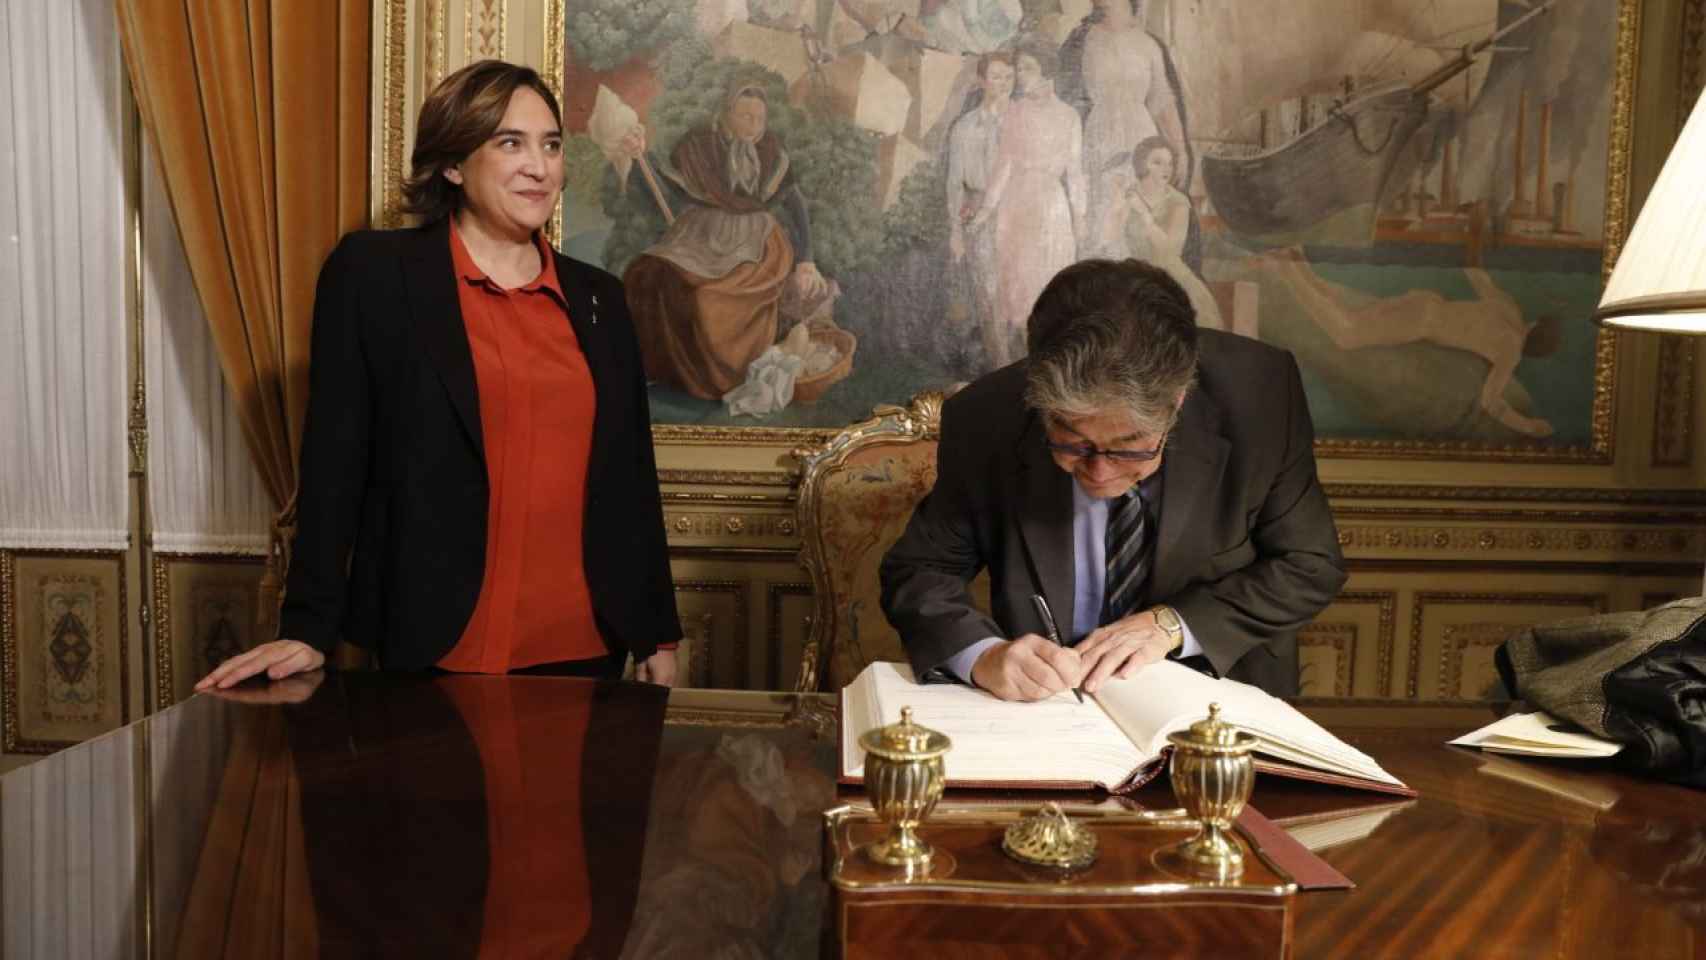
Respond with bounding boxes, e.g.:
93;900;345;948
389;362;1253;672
0;0;130;550
115;0;369;625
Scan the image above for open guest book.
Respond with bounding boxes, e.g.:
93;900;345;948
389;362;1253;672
841;660;1414;796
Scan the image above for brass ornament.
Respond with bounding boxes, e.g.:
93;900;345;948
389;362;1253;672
1001;802;1099;870
859;706;951;867
1161;703;1257;879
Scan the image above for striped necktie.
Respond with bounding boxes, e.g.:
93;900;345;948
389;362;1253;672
1103;487;1153;624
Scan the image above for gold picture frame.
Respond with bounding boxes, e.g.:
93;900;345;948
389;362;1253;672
373;0;1670;466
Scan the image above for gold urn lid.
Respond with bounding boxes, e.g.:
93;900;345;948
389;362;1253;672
859;706;952;762
1167;703;1257;754
1002;802;1098;870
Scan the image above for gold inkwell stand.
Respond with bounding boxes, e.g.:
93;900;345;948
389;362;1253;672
1158;702;1258;879
858;706;951;868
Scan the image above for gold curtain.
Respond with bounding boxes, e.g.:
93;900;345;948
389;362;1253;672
116;0;369;632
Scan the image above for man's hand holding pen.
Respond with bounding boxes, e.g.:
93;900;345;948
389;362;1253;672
970;635;1086;702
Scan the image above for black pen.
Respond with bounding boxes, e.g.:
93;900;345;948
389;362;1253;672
1030;594;1084;704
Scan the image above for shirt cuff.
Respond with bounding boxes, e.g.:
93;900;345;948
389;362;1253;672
1175;619;1202;661
945;636;1006;687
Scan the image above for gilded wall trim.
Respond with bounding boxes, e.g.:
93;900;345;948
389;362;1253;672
1297;622;1354;697
1337;524;1698;558
379;0;411;227
1439;623;1514;700
1332;506;1706;525
766;582;812;689
1600;0;1643;279
1322;484;1706;505
1651;337;1697;467
1407;592;1608;699
665;511;797;540
1;551;14;751
659;469;796;487
661;491;795;506
150;555;170;710
673;579;749;687
425;0;447;91
125;83;147;479
1330;590;1399;697
1681;0;1706;131
466;0;506;62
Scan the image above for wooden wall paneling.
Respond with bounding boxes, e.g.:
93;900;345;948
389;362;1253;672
1;551;129;758
666;575;748;689
1301;589;1399;698
767;581;814;690
1410;588;1609;701
667;553;814;690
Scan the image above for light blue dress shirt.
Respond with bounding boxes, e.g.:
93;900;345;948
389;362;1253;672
945;472;1201;685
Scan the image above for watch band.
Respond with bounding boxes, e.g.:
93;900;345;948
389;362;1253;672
1152;605;1184;652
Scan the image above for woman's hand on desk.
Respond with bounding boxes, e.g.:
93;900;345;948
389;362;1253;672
634;647;678;687
203;669;326;704
195;639;326;692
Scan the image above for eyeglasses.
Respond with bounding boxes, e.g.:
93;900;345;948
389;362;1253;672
1044;427;1168;464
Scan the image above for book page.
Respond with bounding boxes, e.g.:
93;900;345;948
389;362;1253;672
1090;660;1403;787
842;662;1143;788
1449;711;1622;758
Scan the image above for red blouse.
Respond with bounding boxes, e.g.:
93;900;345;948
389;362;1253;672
437;223;607;672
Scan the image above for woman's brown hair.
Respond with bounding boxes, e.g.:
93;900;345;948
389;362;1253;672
400;60;563;223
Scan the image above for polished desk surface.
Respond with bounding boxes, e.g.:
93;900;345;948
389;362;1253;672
3;672;1702;958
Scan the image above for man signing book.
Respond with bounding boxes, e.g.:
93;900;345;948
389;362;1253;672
880;258;1346;701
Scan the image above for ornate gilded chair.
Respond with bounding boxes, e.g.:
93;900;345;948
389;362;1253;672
791;391;990;692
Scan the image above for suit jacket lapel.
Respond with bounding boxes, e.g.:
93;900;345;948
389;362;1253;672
1013;412;1075;639
1150;391;1230;604
406;219;484;461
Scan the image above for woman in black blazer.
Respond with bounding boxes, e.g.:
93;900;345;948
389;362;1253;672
199;61;682;689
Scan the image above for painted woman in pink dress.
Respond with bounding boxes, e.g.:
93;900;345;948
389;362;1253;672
968;46;1086;369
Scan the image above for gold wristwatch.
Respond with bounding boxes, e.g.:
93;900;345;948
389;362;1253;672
1151;605;1184;652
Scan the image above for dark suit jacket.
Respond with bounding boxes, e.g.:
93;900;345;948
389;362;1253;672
879;331;1347;695
278;218;683;669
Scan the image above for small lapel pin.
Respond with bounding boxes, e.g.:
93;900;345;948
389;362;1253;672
591;294;600;323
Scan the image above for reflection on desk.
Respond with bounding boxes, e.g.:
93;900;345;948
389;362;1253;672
2;681;1702;957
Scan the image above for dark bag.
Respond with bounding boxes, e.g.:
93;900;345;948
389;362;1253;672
1496;598;1706;787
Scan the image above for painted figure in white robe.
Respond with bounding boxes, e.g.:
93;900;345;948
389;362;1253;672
945;53;1015;353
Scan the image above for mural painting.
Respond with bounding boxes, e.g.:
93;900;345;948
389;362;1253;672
551;0;1617;450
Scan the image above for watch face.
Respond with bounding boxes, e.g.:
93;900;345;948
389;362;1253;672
1155;607;1182;633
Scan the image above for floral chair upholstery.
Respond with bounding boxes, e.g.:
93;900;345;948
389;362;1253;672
792;391;990;692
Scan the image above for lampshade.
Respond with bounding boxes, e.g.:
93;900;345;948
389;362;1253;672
1597;89;1706;333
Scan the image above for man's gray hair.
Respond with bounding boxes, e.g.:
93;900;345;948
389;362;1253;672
1022;259;1200;437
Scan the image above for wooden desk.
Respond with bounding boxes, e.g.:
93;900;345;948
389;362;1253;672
3;676;1701;957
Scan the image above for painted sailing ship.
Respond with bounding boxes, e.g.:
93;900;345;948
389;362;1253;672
1197;0;1557;247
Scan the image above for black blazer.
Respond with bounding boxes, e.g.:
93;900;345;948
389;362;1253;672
880;331;1348;696
279;218;683;669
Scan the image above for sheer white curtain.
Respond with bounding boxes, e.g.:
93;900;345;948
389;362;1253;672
0;0;129;550
143;149;272;554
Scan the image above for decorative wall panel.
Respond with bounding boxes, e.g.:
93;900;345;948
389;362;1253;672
151;556;267;709
2;552;128;753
